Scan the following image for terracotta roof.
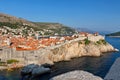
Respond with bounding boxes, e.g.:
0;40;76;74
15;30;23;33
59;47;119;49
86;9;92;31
0;33;92;50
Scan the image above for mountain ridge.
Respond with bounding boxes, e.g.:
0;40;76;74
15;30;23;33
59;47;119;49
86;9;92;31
106;31;120;36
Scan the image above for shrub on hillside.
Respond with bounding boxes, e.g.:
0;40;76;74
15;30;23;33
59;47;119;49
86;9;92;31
95;39;107;45
7;59;19;64
84;38;90;45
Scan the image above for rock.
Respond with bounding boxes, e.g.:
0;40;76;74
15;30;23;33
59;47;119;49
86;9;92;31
21;64;50;77
22;75;31;80
32;66;50;77
114;48;119;52
41;63;53;68
50;70;103;80
21;64;39;75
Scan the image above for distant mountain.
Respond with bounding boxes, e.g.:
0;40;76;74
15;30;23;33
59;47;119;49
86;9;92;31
76;28;95;33
0;13;76;35
76;27;112;35
106;31;120;36
98;31;112;35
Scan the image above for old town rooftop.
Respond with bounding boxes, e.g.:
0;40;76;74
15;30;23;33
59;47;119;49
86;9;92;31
0;32;100;51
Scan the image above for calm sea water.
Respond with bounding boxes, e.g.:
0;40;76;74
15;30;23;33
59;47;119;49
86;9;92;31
0;37;120;80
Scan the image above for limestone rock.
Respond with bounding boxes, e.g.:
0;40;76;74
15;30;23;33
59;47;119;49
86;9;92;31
21;64;39;75
32;66;50;76
21;64;50;76
50;70;103;80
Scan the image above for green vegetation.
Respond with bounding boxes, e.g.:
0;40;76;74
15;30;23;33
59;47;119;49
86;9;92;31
34;23;76;35
84;38;91;45
101;39;107;44
106;31;120;36
44;31;52;35
22;29;28;37
0;59;19;66
0;22;76;35
95;39;107;45
96;41;101;44
0;62;7;66
78;41;83;46
78;41;82;44
0;22;21;29
7;59;19;64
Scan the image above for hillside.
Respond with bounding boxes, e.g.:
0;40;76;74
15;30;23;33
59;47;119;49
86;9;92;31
106;31;120;36
0;13;76;36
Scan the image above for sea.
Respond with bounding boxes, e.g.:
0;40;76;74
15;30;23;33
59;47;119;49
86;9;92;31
0;37;120;80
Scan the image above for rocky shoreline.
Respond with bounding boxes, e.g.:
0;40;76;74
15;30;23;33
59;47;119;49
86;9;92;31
0;35;118;68
50;70;103;80
19;36;118;80
0;35;118;80
36;37;117;65
21;64;51;79
20;64;104;80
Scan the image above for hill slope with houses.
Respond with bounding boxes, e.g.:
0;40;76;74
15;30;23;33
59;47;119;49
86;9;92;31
0;13;76;37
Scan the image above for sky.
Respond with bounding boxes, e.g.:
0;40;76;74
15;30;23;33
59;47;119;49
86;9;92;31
0;0;120;33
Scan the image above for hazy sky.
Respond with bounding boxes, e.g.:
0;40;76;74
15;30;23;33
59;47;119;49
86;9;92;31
0;0;120;32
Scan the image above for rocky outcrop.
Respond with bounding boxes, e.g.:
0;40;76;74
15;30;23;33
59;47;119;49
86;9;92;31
37;38;116;64
21;64;50;77
0;36;117;65
50;70;103;80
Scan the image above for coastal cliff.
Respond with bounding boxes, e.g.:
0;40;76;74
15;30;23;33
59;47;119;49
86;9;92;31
38;36;115;64
0;35;116;65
